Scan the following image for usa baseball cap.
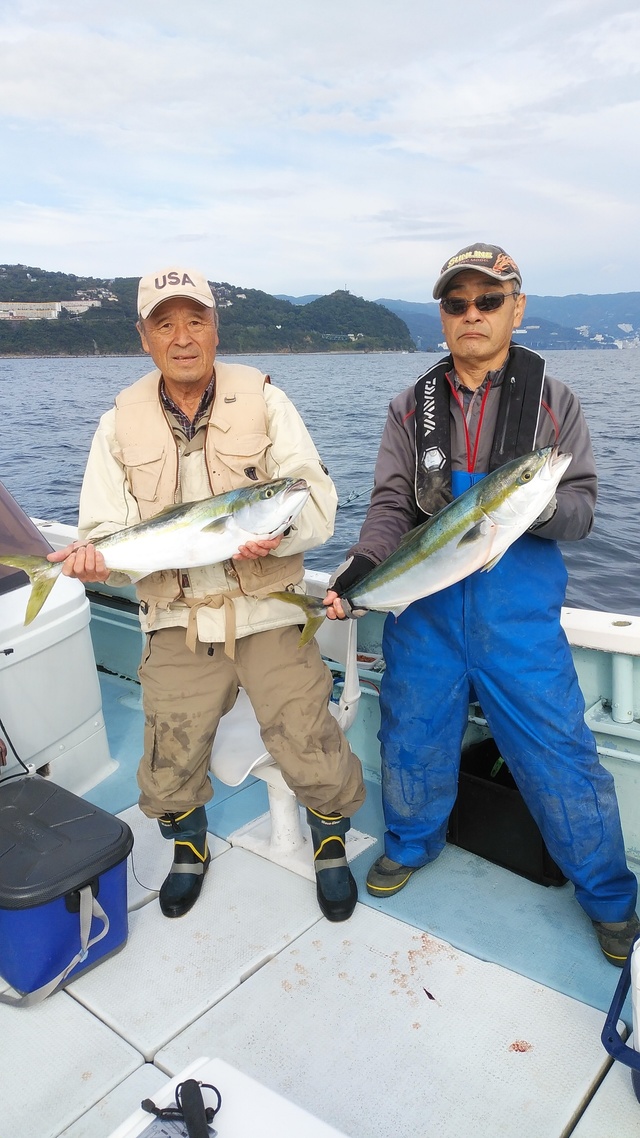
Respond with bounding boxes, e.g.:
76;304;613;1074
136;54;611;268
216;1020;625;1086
433;244;522;299
137;267;216;318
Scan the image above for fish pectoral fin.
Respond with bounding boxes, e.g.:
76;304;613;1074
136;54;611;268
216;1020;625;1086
456;518;495;547
481;550;507;573
201;517;233;534
117;569;145;583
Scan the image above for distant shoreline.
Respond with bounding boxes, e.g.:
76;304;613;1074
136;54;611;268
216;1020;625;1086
0;346;626;360
0;348;421;360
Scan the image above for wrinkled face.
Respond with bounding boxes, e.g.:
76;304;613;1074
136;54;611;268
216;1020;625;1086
137;297;218;389
440;269;526;374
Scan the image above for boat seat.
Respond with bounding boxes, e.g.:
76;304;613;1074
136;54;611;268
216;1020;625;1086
210;587;360;861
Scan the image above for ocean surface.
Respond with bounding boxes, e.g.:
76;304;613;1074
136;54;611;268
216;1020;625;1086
1;350;638;616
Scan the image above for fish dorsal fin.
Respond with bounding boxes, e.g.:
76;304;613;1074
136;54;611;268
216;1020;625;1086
481;549;507;573
150;502;192;520
456;518;495;548
396;519;431;550
150;501;232;524
396;530;417;550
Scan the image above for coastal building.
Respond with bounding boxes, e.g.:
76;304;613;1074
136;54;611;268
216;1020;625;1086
0;299;102;320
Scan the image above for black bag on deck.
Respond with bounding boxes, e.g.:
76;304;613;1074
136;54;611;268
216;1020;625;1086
447;738;567;887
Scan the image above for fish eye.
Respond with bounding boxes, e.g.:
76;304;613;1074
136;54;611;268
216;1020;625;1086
522;471;533;481
264;488;275;497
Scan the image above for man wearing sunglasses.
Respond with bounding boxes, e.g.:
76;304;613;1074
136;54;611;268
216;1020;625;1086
325;242;639;966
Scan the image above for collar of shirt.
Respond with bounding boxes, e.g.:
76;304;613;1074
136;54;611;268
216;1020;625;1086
450;360;508;402
160;374;215;440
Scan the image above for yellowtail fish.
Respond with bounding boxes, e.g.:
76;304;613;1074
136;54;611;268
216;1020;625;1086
0;477;310;626
271;448;572;644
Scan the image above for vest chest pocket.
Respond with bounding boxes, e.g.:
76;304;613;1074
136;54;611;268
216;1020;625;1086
212;433;273;486
121;445;167;509
234;551;304;595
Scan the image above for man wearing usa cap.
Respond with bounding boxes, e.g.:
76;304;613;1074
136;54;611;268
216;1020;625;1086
49;266;365;922
325;242;639;965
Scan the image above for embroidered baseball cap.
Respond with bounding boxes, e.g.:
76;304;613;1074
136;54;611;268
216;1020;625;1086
432;243;522;299
137;267;216;319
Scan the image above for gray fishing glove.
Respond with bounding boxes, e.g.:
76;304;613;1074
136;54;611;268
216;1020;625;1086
528;495;558;531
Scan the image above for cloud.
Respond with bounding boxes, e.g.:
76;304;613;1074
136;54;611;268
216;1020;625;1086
0;0;638;298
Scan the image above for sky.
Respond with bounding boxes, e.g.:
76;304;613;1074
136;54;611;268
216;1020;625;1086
1;0;639;301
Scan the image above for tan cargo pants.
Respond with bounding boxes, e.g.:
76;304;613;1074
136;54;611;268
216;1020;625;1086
137;624;366;820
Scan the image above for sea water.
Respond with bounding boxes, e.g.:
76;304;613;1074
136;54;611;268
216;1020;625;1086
0;350;638;615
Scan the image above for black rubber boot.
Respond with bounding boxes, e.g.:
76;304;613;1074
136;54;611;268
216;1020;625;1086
157;807;210;918
306;808;357;922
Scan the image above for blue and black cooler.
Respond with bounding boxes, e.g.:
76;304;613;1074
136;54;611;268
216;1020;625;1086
0;773;133;1006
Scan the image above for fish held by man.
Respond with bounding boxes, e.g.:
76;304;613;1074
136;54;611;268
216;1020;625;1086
272;447;572;643
0;477;311;626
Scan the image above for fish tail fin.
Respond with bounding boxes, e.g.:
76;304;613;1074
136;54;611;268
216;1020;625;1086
268;590;328;646
0;554;62;625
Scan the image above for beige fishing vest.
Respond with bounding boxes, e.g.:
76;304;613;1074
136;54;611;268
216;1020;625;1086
113;362;304;648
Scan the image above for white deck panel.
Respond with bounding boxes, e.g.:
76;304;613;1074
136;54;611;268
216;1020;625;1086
58;1065;168;1138
0;988;142;1138
572;1035;640;1137
118;805;229;910
156;906;618;1138
66;846;322;1060
107;1056;351;1138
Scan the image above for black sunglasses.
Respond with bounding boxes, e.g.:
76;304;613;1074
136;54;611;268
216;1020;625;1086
440;290;519;315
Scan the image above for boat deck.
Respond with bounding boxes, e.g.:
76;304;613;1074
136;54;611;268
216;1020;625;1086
3;667;640;1138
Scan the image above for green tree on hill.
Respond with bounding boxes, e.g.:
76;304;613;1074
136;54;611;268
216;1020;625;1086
0;265;414;355
303;290;414;349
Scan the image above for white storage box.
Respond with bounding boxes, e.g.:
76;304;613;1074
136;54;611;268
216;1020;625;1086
0;574;116;795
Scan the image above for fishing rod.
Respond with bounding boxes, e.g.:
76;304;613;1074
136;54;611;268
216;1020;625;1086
337;484;373;509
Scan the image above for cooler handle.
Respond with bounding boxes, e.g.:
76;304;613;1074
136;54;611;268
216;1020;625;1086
601;934;640;1069
0;884;110;1007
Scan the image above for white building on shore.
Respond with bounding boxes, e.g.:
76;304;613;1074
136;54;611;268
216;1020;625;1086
0;300;103;320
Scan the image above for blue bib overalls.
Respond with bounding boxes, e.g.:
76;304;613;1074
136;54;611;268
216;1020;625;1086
378;470;637;922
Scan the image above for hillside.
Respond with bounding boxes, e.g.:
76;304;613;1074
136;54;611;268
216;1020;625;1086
284;292;640;349
212;284;413;353
376;294;640;350
0;267;413;356
1;265;638;355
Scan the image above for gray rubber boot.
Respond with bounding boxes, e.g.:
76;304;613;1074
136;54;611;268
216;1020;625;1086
592;913;640;966
366;856;421;897
306;808;357;922
157;806;210;918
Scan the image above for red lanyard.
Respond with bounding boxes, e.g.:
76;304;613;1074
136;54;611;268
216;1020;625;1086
447;375;492;473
